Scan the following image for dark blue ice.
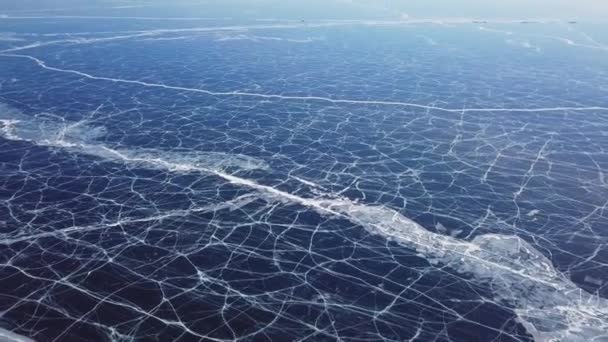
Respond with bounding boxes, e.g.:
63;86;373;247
1;5;608;342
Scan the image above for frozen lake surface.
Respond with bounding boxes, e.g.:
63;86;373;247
1;5;608;342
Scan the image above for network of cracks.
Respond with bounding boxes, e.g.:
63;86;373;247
0;16;608;342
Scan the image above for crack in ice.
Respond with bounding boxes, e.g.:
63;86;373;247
2;53;607;114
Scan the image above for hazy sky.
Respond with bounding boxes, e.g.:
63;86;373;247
1;0;608;20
